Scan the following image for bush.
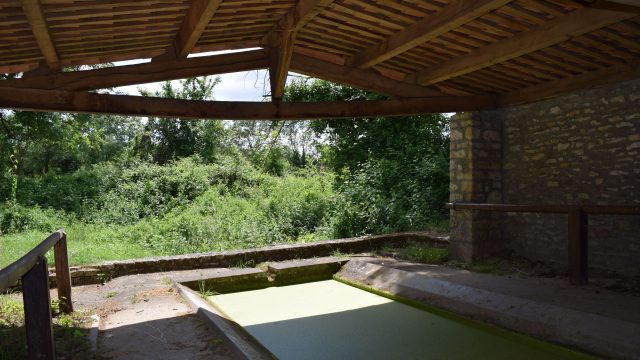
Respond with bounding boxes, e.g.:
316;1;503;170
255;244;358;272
0;203;69;235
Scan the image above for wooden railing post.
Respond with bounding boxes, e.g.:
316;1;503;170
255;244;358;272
22;255;55;360
53;232;72;313
568;207;588;285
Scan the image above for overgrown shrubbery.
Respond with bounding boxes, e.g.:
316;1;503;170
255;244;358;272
0;78;451;267
0;156;336;266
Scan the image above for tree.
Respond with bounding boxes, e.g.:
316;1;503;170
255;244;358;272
133;76;229;164
284;78;450;236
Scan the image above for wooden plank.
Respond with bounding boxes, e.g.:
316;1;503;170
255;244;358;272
172;0;224;58
22;256;55;360
0;50;268;91
21;0;59;69
0;87;498;120
567;208;588;285
584;0;640;14
54;232;73;314
500;61;640;106
351;0;511;69
290;53;445;98
411;7;634;86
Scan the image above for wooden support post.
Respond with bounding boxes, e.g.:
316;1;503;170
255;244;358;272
568;207;588;285
22;255;55;360
54;233;72;313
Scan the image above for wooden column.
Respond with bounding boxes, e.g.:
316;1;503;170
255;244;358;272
22;255;55;360
54;233;72;313
568;207;588;285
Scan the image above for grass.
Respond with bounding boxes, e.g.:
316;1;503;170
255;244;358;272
0;295;94;360
0;170;336;268
198;281;219;297
385;241;450;265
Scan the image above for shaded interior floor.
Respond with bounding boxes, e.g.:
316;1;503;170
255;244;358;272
68;270;242;360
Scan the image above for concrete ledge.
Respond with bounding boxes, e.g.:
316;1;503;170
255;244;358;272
268;257;349;286
174;257;348;293
175;268;269;294
336;260;640;360
42;231;444;288
173;282;275;360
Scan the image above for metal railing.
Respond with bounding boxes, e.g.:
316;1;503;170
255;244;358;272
447;203;640;285
0;229;72;360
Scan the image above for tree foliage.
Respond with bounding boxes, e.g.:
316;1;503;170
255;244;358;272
285;78;450;236
0;75;450;253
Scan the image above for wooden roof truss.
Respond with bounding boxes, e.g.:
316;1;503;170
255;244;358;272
0;0;638;120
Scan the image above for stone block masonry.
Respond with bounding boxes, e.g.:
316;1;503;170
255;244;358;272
450;78;640;277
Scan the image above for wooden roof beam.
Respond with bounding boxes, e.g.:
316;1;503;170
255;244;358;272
21;0;60;70
167;0;224;59
500;61;640;106
410;7;635;86
263;0;334;101
0;50;268;92
350;0;511;69
268;33;295;101
289;53;446;98
0;87;498;121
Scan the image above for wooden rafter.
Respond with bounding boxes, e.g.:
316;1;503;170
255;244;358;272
500;61;640;106
170;0;224;58
350;0;511;69
290;53;445;98
410;7;635;86
0;50;268;92
263;0;334;101
21;0;60;70
0;87;497;120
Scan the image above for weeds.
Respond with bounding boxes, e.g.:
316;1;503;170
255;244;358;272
0;296;93;360
198;281;219;298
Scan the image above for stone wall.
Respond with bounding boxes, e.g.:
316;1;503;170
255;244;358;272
449;111;504;260
450;79;640;276
502;79;640;276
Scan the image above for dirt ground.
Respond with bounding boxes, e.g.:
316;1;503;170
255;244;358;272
67;271;239;360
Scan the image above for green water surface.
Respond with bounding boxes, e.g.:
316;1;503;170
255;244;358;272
209;280;593;360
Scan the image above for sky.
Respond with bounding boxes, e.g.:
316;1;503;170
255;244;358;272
113;50;282;101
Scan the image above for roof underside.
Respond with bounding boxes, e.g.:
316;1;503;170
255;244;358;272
0;0;639;112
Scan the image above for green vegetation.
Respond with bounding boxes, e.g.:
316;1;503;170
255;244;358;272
397;243;450;265
380;242;450;265
1;76;450;267
0;295;94;360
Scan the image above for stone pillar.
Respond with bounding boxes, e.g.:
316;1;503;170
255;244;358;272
449;111;504;261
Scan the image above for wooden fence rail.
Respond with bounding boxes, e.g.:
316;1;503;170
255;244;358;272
446;203;640;285
0;229;72;360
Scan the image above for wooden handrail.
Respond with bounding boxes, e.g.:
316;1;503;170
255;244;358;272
0;229;72;360
446;202;640;215
446;203;640;285
0;230;63;292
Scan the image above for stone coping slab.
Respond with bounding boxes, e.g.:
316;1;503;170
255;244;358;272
41;231;444;288
336;260;640;360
